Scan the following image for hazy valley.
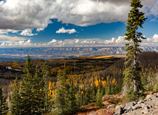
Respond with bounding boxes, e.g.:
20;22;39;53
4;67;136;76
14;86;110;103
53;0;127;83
0;46;158;60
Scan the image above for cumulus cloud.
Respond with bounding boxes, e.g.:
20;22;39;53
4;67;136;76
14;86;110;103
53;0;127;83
56;27;77;34
146;34;158;43
0;39;32;46
36;28;45;32
47;39;57;45
0;29;19;34
0;0;157;36
20;29;37;36
0;34;26;41
1;33;158;47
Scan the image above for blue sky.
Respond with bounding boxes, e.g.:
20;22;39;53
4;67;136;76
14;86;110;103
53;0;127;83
0;0;158;47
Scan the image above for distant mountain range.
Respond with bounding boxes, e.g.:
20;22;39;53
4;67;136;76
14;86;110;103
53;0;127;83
0;46;157;60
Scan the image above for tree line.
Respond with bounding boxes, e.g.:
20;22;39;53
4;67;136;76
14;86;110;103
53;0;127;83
0;54;121;115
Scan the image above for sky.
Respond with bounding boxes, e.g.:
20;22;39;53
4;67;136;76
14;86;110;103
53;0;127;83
0;0;158;47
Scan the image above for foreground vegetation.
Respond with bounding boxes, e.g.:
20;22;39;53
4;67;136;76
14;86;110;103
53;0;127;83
0;51;158;115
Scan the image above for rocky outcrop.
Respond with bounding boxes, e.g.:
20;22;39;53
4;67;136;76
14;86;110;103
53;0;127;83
114;92;158;115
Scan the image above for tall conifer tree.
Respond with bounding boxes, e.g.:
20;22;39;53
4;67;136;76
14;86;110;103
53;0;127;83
20;55;34;114
0;87;8;115
42;61;51;112
32;65;45;114
11;77;21;115
55;70;67;115
123;0;147;97
67;80;77;113
76;86;82;108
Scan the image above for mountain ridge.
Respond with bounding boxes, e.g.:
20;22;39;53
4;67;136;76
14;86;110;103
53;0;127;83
0;46;157;60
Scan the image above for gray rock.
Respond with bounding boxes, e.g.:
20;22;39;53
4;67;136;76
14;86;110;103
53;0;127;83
115;105;124;115
137;99;145;104
141;109;149;114
141;103;147;108
151;110;158;115
143;106;150;110
124;107;133;113
147;97;152;101
124;101;136;110
151;96;157;101
132;104;142;110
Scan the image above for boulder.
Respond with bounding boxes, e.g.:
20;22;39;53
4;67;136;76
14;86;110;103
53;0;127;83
146;94;153;99
141;109;149;114
124;101;136;110
114;105;124;115
132;103;142;110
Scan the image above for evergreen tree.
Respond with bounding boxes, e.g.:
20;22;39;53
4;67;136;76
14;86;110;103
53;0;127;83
85;84;91;105
42;61;51;113
20;55;34;114
67;80;77;113
141;72;148;91
148;68;156;91
20;55;45;115
76;86;82;108
11;77;21;115
95;87;102;107
32;65;45;114
91;90;96;101
114;83;119;94
105;77;110;95
0;87;8;115
155;79;158;91
55;70;67;115
123;0;147;98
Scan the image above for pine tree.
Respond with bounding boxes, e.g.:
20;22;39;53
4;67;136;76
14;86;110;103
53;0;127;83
155;80;158;91
105;76;110;95
95;87;102;107
148;68;156;91
0;87;8;115
42;61;51;113
20;55;34;114
11;77;21;115
20;55;47;115
76;86;82;108
141;72;147;91
20;54;44;115
55;70;67;115
85;85;91;105
67;80;77;113
123;0;147;98
32;65;45;114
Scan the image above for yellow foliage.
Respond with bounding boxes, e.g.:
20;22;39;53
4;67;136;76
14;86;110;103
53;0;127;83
12;62;22;69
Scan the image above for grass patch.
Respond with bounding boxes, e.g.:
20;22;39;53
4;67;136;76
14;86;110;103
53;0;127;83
108;97;121;105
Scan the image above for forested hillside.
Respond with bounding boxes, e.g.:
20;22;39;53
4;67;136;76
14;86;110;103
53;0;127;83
0;51;158;114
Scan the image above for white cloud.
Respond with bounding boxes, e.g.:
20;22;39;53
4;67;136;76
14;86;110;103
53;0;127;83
0;39;32;46
36;28;45;32
0;34;26;41
146;34;158;43
1;34;158;47
47;39;57;45
56;27;77;34
0;0;157;36
20;29;37;36
0;29;19;34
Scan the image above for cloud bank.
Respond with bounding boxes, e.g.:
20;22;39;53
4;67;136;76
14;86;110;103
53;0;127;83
0;34;158;47
0;0;157;34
